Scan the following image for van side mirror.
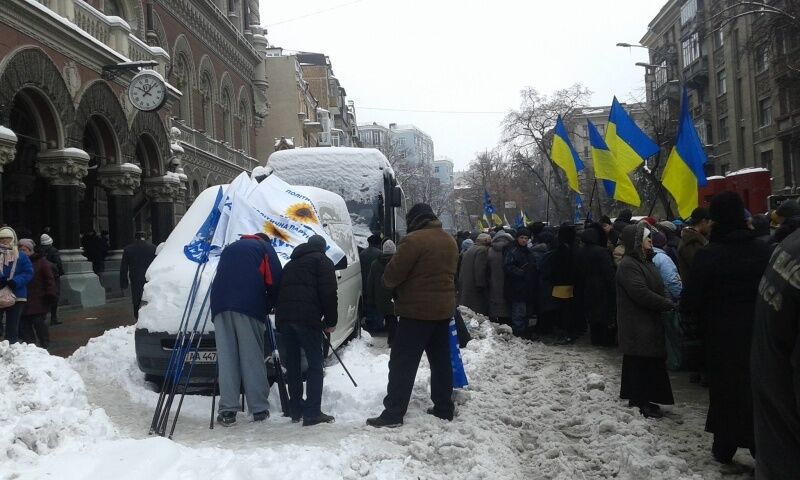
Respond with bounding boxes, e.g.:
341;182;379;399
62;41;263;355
334;256;348;270
391;186;402;207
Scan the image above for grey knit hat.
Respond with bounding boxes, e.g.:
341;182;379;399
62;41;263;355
382;239;396;254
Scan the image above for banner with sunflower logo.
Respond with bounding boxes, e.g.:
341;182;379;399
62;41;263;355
219;174;345;266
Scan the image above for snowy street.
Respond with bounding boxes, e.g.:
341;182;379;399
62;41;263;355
2;308;753;479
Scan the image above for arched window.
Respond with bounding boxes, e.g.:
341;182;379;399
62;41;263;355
175;53;192;124
221;88;232;145
239;100;249;154
199;72;214;135
104;0;125;17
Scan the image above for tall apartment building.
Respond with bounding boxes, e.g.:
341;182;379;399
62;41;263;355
264;47;322;156
434;157;455;186
358;122;391;155
295;52;359;148
641;0;799;193
389;123;434;167
0;0;270;305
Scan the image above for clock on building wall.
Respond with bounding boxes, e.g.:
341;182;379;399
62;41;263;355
128;70;167;112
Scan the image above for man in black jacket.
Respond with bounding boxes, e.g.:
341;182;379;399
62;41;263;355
120;231;156;319
276;235;338;426
751;229;800;479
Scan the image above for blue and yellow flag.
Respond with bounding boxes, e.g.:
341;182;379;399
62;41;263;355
551;116;584;193
662;87;708;219
589;120;641;207
606;97;659;172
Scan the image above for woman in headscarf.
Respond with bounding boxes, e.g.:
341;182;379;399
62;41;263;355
681;191;772;464
0;227;34;343
616;222;675;419
18;238;56;348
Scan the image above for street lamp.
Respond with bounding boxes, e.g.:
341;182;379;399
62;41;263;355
616;42;649;49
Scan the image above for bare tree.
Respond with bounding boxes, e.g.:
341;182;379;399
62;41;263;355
387;139;453;220
501;84;593;222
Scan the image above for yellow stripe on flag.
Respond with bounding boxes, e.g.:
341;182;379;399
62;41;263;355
592;145;641;207
605;122;645;173
662;148;699;219
551;135;581;193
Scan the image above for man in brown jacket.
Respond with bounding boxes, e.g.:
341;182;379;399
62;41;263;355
677;207;711;282
367;203;458;428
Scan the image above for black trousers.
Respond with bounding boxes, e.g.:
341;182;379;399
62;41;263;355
381;317;453;421
20;314;49;348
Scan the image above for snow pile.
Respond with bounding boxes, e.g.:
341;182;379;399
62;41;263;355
0;341;115;466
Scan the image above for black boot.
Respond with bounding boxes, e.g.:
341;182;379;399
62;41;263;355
303;412;335;427
366;415;403;428
216;411;236;427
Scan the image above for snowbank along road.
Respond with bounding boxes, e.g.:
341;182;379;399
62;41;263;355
2;308;752;479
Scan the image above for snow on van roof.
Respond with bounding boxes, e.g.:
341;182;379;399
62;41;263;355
268;147;392;204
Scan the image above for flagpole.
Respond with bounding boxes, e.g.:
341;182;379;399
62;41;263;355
587;179;597;219
545;169;552;225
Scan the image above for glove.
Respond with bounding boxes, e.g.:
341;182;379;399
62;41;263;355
6;279;16;290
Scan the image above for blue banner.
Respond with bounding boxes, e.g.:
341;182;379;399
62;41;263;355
449;318;468;389
183;186;224;263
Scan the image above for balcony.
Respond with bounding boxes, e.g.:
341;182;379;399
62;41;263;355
776;111;800;138
684;56;709;87
172;121;259;171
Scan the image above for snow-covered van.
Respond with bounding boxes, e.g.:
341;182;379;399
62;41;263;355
267;147;406;246
134;182;362;384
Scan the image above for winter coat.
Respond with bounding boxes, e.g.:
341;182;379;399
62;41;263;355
359;245;382;294
504;242;537;304
677;227;707;283
536;249;557;315
615;223;674;358
22;253;56;316
365;254;394;316
120;239;156;291
81;233;107;263
383;219;458;321
575;225;615;326
652;247;682;301
38;245;64;277
0;251;33;302
769;215;800;247
458;244;489;314
210;236;282;322
681;228;771;447
276;241;338;330
751;229;800;479
487;232;513;317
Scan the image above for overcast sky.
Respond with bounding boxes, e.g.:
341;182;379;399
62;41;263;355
262;0;665;171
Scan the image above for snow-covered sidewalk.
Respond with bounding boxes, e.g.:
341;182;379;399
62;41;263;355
2;309;752;479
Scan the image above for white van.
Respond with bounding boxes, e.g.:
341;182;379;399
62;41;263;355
134;181;362;383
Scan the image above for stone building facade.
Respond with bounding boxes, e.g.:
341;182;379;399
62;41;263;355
0;0;270;306
641;0;799;193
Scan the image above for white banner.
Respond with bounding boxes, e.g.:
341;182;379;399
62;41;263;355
211;171;254;251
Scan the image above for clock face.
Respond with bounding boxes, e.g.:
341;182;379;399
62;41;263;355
128;72;166;112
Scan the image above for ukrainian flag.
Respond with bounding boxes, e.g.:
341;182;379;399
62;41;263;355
551;115;584;193
606;97;660;172
662;87;708;219
589;120;641;207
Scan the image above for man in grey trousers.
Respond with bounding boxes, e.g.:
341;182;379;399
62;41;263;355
210;233;282;426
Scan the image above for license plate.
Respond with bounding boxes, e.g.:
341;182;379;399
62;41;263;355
185;351;217;364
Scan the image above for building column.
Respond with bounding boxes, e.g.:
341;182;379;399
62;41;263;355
0;127;18;219
144;175;181;244
36;148;105;308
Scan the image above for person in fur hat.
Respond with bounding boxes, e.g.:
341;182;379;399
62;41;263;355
0;227;33;343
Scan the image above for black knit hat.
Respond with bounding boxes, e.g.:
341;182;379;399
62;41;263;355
776;199;800;219
710;191;746;229
517;227;531;238
617;209;633;223
599;215;612;226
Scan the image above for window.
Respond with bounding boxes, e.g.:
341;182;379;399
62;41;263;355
583;146;589;158
695;120;707;145
717;70;727;95
721;163;730;175
755;45;769;73
718;116;729;142
713;29;724;49
331;132;340;147
239;100;249;154
221;89;232;145
434;166;440;173
104;0;124;17
199;72;214;135
680;0;697;25
655;61;668;89
371;131;381;145
758;98;773;127
760;150;773;172
682;32;701;66
175;54;192;124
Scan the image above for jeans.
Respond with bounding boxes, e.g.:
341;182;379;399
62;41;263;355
511;302;527;337
381;317;453;422
213;312;269;415
282;323;324;420
1;303;24;343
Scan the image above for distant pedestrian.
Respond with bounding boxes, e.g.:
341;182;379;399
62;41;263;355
677;207;711;282
458;233;490;315
575;223;616;346
616;223;675;419
0;227;33;344
120;231;157;320
210;233;282;426
81;230;108;275
504;228;537;337
681;191;771;464
751;229;800;479
769;199;800;247
276;235;338;426
552;225;580;345
360;234;383;332
365;240;397;345
37;233;63;325
367;203;458;428
487;231;513;324
18;238;56;349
